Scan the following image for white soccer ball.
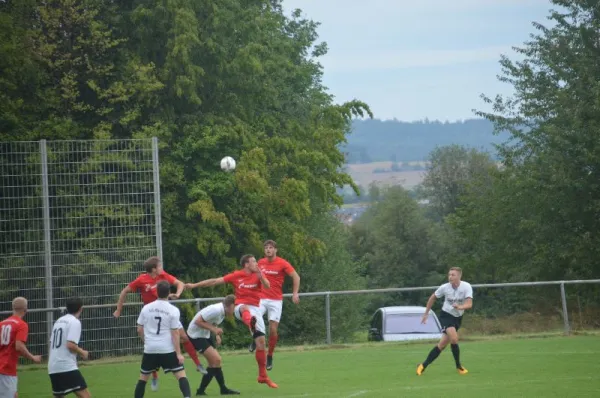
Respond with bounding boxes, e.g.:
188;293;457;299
220;156;236;172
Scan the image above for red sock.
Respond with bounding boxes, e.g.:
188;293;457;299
183;339;201;367
255;348;267;378
268;334;278;356
152;370;158;379
241;309;252;327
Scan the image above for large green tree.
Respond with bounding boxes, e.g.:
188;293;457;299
449;0;600;282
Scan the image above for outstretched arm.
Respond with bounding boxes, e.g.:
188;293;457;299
168;279;185;299
114;285;133;317
185;277;225;290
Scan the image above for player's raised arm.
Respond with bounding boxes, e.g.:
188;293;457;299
113;285;133;318
185;277;225;290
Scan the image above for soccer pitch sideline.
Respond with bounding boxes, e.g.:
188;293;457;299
17;335;600;397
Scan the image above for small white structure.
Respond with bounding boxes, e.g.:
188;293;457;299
368;306;442;342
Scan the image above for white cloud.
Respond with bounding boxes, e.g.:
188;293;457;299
321;45;515;72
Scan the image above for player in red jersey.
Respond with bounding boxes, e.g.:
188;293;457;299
185;254;278;389
0;297;42;398
248;240;300;371
113;256;204;392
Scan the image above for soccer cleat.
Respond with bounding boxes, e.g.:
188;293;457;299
220;388;240;395
266;355;273;371
250;316;257;334
195;391;207;396
151;377;159;391
457;366;468;375
258;377;278;389
416;363;425;376
197;363;208;374
248;341;256;353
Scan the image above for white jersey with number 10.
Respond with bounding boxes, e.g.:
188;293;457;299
48;314;82;375
137;300;181;354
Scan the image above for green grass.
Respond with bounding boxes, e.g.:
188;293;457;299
18;335;600;397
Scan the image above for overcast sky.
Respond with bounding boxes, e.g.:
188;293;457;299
282;0;554;122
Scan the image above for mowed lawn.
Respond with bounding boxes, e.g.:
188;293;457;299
17;335;600;397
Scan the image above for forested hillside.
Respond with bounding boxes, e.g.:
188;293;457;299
343;118;510;162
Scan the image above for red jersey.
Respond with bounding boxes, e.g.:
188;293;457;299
223;270;263;307
128;272;177;304
258;256;295;300
0;315;28;376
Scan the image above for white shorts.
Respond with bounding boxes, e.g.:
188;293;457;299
234;304;265;334
0;374;17;398
259;299;283;322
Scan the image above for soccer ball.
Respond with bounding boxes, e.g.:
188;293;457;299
220;156;236;172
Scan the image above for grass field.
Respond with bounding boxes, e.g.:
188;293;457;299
17;335;600;397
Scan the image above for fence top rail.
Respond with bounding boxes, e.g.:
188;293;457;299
2;278;599;315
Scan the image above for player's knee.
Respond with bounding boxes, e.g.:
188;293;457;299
212;355;222;367
255;336;266;350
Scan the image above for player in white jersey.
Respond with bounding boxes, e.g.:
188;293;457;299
135;280;191;398
48;297;91;397
186;295;239;396
417;267;473;376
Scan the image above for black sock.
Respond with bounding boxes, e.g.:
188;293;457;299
213;367;227;391
178;377;191;397
134;380;147;398
451;344;462;368
423;346;441;368
198;368;215;392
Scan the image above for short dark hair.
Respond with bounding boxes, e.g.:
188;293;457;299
240;254;255;267
157;280;171;299
263;240;277;248
223;294;235;307
144;256;161;273
66;297;83;314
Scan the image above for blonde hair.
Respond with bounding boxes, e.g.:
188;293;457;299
449;267;462;275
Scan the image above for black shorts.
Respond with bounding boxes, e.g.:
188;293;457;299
189;337;215;353
140;352;184;374
49;369;87;396
439;310;463;332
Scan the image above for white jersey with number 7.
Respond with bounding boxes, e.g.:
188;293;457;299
137;300;181;354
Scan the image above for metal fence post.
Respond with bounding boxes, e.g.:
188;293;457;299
560;282;570;334
325;292;331;345
151;137;163;261
40;140;54;350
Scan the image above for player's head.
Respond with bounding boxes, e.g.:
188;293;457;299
12;296;28;316
223;294;235;316
156;280;171;299
240;254;258;272
66;297;84;317
448;267;462;283
144;256;163;275
263;240;277;259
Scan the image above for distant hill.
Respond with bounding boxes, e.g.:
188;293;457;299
342;118;510;163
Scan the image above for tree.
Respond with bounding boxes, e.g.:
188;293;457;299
349;186;447;311
419;145;497;221
473;0;600;280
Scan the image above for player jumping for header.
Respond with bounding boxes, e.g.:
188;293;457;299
416;267;473;376
113;256;205;392
248;239;300;371
185;254;278;389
